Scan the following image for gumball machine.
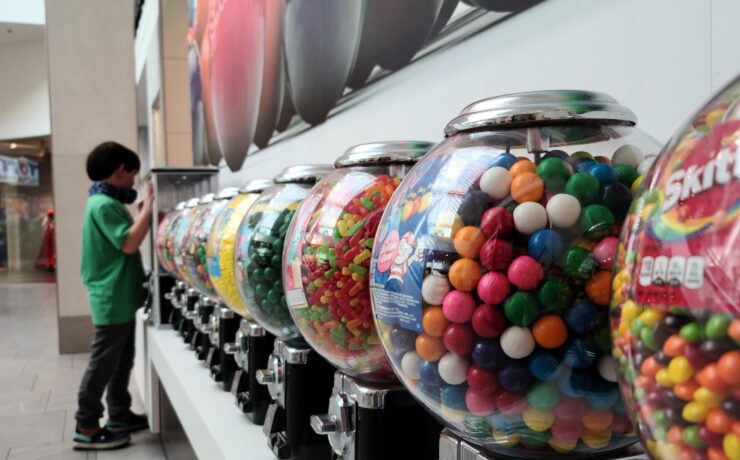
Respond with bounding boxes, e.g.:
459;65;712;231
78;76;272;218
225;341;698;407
282;141;443;460
157;201;186;326
368;91;662;459
182;189;240;362
174;196;213;344
233;164;335;458
205;179;273;392
611;78;740;460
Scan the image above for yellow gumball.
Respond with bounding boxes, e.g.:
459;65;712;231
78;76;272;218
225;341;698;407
693;387;725;409
668;356;694;384
440;405;466;424
683;402;710;423
581;429;612;449
523;407;554;432
492;430;521;448
724;433;740;460
549;436;577;453
655;368;674;387
639;309;663;327
621;300;642;323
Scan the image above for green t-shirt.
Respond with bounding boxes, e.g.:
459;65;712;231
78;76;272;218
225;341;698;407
80;194;146;325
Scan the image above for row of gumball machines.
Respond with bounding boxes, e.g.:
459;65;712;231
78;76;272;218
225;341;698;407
149;86;740;460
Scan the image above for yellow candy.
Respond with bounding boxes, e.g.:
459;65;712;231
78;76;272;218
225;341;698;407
618;322;630;337
725;433;740;460
693;387;725;409
549;436;577;453
683;402;710;423
440;405;466;424
523;407;554;432
631;176;644;194
668;356;694;384
655;368;674;387
621;300;642;323
492;430;521;448
706;108;726;126
581;429;612;449
639;309;663;327
655;441;681;460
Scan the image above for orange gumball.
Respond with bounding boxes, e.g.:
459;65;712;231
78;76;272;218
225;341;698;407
510;172;544;203
640;356;662;378
697;364;729;392
415;333;446;362
422;306;449;338
581;408;614;432
674;380;700;401
728;319;740;342
448;258;481;292
664;335;688;357
585;271;612;306
706;408;733;434
708;447;729;460
453;226;486;259
509;159;537;177
717;350;740;385
531;315;568;349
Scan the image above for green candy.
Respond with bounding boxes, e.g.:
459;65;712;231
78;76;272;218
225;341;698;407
640;326;658;351
504;292;540;326
682;426;706;449
680;322;704;343
570;151;594;162
536;277;573;312
705;314;731;339
613;164;640;188
520;429;548;447
263;266;278;282
464;415;491;438
594;324;613;354
579;204;615;239
630;318;646;338
536;157;571;190
266;288;280;304
565;172;600;205
254;283;268;299
652;409;668;428
561;246;597;279
505;202;518;213
526;382;560;411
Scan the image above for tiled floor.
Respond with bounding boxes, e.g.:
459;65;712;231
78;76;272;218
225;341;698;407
0;280;166;460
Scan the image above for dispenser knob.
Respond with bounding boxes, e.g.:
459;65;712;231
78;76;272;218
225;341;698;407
310;414;337;435
256;369;274;385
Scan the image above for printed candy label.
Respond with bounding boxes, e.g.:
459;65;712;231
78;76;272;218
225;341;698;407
633;118;740;314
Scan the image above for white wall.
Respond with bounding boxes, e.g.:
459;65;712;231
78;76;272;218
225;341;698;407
0;38;50;140
219;0;740;187
0;0;45;25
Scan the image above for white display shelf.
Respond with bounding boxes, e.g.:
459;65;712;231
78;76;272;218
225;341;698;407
148;326;275;460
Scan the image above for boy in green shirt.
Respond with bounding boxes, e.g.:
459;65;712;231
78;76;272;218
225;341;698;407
73;142;153;450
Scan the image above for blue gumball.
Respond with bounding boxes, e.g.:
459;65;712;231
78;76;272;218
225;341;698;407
564;338;597;369
440;384;468;410
420;359;443;386
574;158;597;173
586;379;621;409
489;152;518;170
527;349;563;381
498;360;533;393
588;163;619;187
472;338;506;369
417;382;440;400
527;229;564;268
564;299;599;334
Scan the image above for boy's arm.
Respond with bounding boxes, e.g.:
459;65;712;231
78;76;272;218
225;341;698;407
122;181;154;255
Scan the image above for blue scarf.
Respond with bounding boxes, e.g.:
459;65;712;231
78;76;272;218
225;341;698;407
88;182;138;204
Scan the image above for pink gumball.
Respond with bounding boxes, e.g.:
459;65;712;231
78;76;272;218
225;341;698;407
477;272;510;305
507;256;543;290
465;389;497;416
442;290;476;323
592;236;618;270
550;417;583;443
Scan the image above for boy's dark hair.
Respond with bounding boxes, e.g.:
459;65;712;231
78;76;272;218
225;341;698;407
86;141;140;181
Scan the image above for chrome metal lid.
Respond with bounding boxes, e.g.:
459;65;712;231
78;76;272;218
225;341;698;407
216;187;240;200
175;201;186;210
274;164;334;184
185;197;200;208
241;179;273;194
335;141;433;168
445;90;637;136
197;193;216;205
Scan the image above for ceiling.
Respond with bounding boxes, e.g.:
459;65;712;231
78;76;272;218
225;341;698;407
0;22;44;46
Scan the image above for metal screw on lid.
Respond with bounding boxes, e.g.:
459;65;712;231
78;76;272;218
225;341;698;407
240;178;274;194
185;197;201;208
334;141;434;168
175;201;186;210
216;187;240;200
445;90;638;137
274;164;334;184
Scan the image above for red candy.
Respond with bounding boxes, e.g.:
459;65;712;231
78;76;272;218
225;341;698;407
507;256;544;291
480;238;514;271
471;304;505;338
465;389;497;416
495;390;527;417
467;364;498;393
477;272;510;305
592;236;618;270
480;207;514;238
443;323;475;355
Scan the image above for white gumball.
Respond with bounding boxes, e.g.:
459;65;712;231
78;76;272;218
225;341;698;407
479;167;512;200
546;193;581;228
598;355;618;382
512;202;548;235
500;326;535;359
438;353;469;385
612;144;644;168
401;351;422;380
422;274;451;305
637;155;656;176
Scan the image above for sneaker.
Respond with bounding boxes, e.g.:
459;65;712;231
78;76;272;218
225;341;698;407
105;412;149;433
73;427;131;450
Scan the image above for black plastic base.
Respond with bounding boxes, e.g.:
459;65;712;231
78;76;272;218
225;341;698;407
263;347;335;460
232;332;274;425
194;330;211;360
158;275;175;325
211;315;240;391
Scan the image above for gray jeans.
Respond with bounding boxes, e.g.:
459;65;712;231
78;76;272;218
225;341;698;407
75;320;135;428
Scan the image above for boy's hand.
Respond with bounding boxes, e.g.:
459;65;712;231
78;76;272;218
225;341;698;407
141;181;154;215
